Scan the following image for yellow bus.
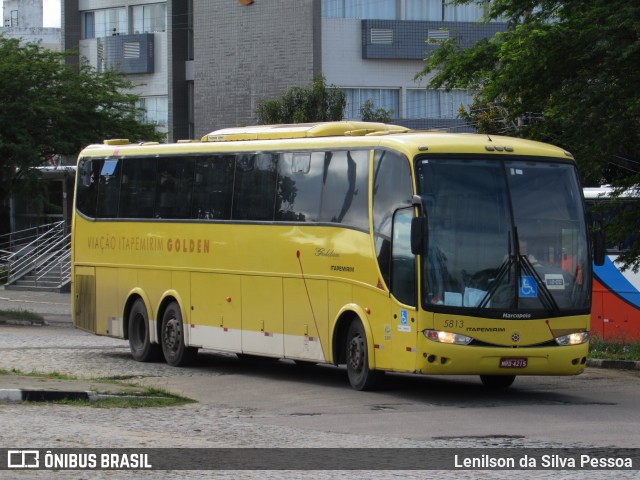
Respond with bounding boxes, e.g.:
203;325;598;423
72;121;597;390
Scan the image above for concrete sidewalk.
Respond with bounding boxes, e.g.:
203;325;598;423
0;286;71;325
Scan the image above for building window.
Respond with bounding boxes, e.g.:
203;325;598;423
137;96;168;126
444;2;486;21
322;0;397;19
406;89;474;119
405;0;442;20
132;3;167;34
343;88;399;120
83;11;95;38
322;0;487;21
83;8;127;39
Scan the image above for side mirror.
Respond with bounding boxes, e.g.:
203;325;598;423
411;216;428;255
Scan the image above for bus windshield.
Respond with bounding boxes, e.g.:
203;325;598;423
415;157;591;316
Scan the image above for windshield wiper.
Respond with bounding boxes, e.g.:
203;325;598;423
474;255;514;311
475;233;513;311
519;253;560;315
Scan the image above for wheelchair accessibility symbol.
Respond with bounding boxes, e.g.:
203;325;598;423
519;276;538;298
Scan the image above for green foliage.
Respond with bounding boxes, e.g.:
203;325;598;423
416;0;640;270
589;336;640;361
256;76;346;124
416;0;640;181
359;99;393;123
0;37;163;233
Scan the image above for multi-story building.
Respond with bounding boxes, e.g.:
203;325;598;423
62;0;507;141
2;0;61;50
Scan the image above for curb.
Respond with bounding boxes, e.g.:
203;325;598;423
0;389;91;403
0;389;159;403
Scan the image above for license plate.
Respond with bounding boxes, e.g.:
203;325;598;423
499;357;528;368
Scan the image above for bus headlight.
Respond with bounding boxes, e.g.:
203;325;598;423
555;332;590;346
423;329;473;345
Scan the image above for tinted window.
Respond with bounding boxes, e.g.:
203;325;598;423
275;152;324;222
319;150;369;231
76;158;102;218
96;159;121;218
155;157;195;219
391;208;416;306
372;150;413;286
232;153;277;221
192;155;234;220
119;157;157;218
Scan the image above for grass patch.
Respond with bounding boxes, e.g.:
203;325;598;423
55;388;194;409
0;308;44;323
589;337;640;361
0;369;195;408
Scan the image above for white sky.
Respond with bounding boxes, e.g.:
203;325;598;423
43;0;61;28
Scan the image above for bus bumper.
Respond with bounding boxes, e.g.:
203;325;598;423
414;341;589;376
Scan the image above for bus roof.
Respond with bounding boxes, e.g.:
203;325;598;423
201;121;411;142
81;122;574;160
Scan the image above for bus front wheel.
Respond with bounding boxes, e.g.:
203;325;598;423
346;320;383;391
128;299;161;362
480;375;516;389
161;302;198;367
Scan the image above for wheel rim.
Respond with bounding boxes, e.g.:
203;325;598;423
163;315;181;354
348;333;365;374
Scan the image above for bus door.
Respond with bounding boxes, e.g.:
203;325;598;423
389;208;419;371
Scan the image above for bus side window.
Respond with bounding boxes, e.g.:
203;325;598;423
319;150;369;231
232;153;278;221
372;150;413;288
76;158;102;218
96;159;121;218
192;155;234;220
119;157;156;219
275;152;323;222
154;157;194;219
391;208;416;306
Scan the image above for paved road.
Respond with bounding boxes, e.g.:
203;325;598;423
1;287;639;479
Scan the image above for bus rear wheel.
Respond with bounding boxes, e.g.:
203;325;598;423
480;375;516;389
346;320;383;391
128;299;161;362
161;302;198;367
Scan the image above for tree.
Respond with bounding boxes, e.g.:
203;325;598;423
415;0;640;269
256;76;346;124
359;99;394;123
0;37;163;234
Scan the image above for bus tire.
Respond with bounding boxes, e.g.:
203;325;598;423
480;375;516;389
161;302;198;367
128;299;162;362
346;320;383;391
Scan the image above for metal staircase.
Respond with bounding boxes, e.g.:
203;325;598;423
0;221;71;292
